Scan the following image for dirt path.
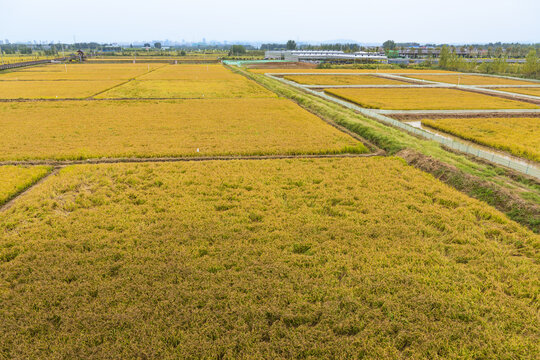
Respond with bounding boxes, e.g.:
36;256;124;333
0;152;384;167
268;74;540;179
0;166;62;212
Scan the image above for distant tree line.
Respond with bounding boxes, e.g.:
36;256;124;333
438;44;539;78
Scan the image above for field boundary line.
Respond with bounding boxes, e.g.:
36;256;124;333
266;73;540;179
376;109;540;115
225;64;383;154
271;72;540;103
0;153;385;167
86;63;169;99
0;166;62;212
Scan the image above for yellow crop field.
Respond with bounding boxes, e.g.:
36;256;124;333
97;79;274;98
405;74;539;85
138;64;240;80
493;87;540;97
422;117;540;161
0;165;51;205
0;158;537;358
0;99;365;160
283;74;408;85
324;88;539;110
0;54;57;65
0;63;163;81
0;80;123;99
250;68;457;74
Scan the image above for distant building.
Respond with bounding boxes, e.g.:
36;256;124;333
265;50;387;63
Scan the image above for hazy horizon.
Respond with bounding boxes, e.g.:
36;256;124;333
2;0;539;44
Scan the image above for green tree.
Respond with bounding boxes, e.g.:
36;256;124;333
154;42;162;49
382;40;396;50
439;45;450;68
229;45;246;56
286;40;297;50
523;49;539;76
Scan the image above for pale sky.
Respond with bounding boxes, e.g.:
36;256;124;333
2;0;539;44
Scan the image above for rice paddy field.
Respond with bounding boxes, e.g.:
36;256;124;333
0;99;364;160
283;74;408;85
494;87;540;97
0;61;539;359
96;79;272;99
0;63;164;80
249;68;457;74
138;64;240;80
0;54;58;65
421;117;540;162
0;80;123;99
1;158;538;359
324;88;539;110
0;165;51;205
405;74;540;86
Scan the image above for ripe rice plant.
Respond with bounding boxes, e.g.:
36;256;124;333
138;64;243;80
0;165;51;205
96;79;274;99
0;158;537;358
0;63;164;81
283;74;408;85
0;99;365;160
249;68;457;74
324;88;539;110
421;117;540;161
406;74;539;85
493;87;540;97
0;80;124;99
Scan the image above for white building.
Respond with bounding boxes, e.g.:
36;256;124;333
265;50;387;63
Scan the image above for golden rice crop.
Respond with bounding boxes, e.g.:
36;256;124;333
0;99;364;160
0;63;164;81
0;80;124;99
283;74;408;85
0;165;51;205
493;87;540;97
250;68;457;74
138;64;242;80
0;55;57;65
0;157;537;358
324;88;539;110
405;74;539;85
421;117;540;161
96;79;275;99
